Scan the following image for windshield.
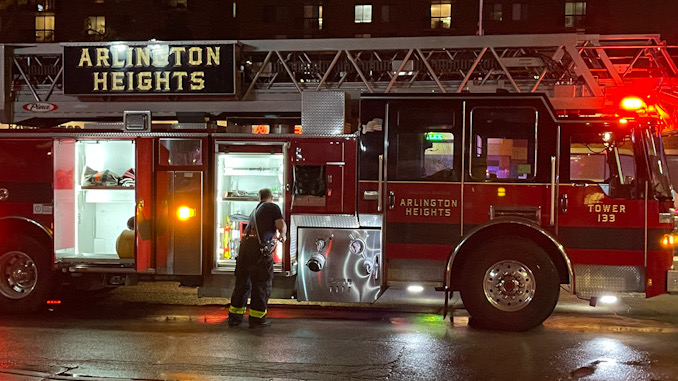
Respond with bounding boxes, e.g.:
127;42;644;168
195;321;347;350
643;128;673;200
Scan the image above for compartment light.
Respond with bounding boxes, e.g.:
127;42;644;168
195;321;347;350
177;206;196;221
407;285;424;293
599;295;618;304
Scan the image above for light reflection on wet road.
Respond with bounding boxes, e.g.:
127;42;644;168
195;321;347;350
0;285;677;380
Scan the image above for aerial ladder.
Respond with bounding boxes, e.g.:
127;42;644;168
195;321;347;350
3;33;678;125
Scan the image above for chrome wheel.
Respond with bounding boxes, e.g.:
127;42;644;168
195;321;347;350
0;250;38;300
484;260;536;312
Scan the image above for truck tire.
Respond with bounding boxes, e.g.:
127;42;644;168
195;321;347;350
459;236;559;331
0;237;53;313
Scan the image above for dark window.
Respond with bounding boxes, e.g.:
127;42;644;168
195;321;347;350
512;3;528;21
488;3;502;21
381;5;389;23
264;5;289;23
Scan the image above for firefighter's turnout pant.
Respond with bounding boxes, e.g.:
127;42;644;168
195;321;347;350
229;237;274;319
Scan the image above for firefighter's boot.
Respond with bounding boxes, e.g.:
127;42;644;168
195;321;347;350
249;316;271;328
227;305;245;327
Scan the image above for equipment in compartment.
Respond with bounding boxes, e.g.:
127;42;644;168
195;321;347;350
55;140;136;263
214;149;284;268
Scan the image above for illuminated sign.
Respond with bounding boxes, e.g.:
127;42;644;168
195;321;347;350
426;132;445;141
63;43;235;95
252;125;270;134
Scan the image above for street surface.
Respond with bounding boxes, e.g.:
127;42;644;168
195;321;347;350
1;283;678;380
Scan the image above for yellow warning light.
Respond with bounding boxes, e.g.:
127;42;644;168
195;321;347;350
620;96;645;111
177;206;196;221
661;234;675;248
294;125;303;134
497;187;506;197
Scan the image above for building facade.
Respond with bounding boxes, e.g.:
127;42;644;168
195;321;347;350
0;0;676;43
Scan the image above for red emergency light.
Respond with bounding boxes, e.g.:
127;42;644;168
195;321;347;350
620;96;646;111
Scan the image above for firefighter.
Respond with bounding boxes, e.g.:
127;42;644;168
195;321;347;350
227;188;287;328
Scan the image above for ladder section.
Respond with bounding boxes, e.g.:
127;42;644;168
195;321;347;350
5;33;678;123
240;34;678;112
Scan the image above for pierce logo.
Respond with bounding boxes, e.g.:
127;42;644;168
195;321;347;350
23;103;58;112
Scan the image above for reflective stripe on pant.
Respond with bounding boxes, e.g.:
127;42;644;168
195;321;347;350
249;309;267;318
229;237;274;315
228;305;245;315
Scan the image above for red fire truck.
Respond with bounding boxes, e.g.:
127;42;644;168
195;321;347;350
1;34;677;331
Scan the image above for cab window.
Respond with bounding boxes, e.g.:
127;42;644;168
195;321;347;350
470;107;537;181
388;105;458;182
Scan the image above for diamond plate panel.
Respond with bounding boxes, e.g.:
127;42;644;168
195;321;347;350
359;214;382;228
574;265;644;296
668;270;678;293
301;91;346;135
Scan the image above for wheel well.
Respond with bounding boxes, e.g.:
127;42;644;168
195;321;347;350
0;218;53;256
450;224;570;290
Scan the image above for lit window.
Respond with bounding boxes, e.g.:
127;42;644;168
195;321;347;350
430;1;451;29
564;1;586;28
304;5;323;31
86;16;106;35
489;3;502;21
355;4;372;24
35;13;55;42
37;0;55;11
512;3;528;21
169;0;187;8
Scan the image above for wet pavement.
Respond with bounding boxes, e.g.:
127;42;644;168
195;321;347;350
0;283;677;380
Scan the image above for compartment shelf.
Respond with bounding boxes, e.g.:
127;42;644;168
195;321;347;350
222;197;281;201
81;185;135;190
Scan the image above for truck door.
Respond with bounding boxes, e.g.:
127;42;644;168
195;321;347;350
383;99;462;284
462;103;553;231
155;137;206;276
558;125;672;297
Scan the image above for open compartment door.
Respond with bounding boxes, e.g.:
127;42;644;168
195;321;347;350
135;137;154;272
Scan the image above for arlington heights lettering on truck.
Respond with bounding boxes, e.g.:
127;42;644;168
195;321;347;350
63;43;235;95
